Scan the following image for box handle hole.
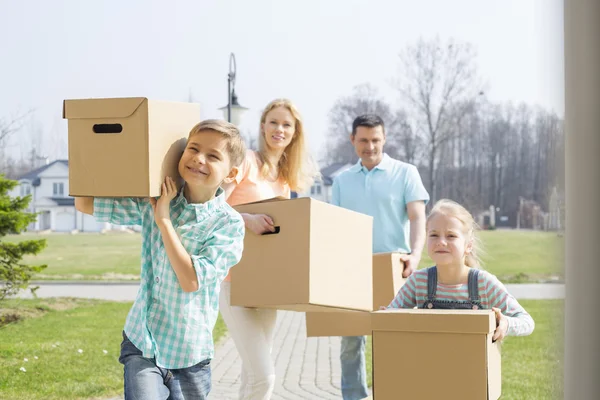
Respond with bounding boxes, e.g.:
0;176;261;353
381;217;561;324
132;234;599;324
262;226;280;235
93;123;123;134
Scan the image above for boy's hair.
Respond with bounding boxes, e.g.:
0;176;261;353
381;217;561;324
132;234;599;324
427;199;485;268
257;98;319;192
188;119;246;168
351;114;385;136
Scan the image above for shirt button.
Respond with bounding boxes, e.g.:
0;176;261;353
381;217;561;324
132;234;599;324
155;277;160;283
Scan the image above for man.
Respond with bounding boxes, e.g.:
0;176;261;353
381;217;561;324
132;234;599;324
332;114;429;400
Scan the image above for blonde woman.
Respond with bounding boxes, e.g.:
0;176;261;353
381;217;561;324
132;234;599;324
220;98;318;400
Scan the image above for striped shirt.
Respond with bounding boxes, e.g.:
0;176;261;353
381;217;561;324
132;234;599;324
387;267;535;336
93;186;245;369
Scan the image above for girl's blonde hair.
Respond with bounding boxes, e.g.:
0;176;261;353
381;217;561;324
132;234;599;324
427;199;485;268
257;98;319;192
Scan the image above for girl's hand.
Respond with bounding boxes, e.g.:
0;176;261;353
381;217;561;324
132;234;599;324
492;307;508;342
246;214;276;235
150;177;178;225
379;306;387;310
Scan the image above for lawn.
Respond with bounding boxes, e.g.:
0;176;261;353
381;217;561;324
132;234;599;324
6;229;563;283
417;229;563;282
0;298;228;400
365;299;563;399
5;233;142;280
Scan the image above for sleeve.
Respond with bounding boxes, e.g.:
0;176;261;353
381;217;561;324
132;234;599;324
403;165;430;205
482;272;535;336
331;177;341;207
387;273;418;309
93;197;146;226
190;213;245;291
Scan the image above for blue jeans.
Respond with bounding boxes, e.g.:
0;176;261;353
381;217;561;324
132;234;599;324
119;332;211;400
340;335;369;400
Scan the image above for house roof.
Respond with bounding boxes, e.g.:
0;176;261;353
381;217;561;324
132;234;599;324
320;162;350;178
17;160;69;182
319;162;352;185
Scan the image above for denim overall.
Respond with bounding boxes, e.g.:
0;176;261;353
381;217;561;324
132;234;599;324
421;266;482;310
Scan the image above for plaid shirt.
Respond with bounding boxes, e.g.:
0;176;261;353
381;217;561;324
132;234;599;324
93;187;245;369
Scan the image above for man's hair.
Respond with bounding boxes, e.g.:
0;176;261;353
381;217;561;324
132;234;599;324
187;119;246;167
351;114;385;136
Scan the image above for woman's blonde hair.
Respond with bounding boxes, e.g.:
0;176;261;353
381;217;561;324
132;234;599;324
427;199;485;268
257;98;319;192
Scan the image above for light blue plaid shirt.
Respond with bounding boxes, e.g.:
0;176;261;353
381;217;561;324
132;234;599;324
93;186;245;369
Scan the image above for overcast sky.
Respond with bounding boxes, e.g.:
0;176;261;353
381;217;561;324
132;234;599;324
0;0;564;164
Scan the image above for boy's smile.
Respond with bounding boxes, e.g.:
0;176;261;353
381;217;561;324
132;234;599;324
178;130;237;202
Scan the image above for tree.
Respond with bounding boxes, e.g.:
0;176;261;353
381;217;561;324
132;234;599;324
396;37;482;203
0;111;33;175
0;174;47;301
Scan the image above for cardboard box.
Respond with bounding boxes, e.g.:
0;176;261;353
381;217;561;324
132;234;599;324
372;309;501;400
305;252;407;337
230;197;373;312
64;97;200;197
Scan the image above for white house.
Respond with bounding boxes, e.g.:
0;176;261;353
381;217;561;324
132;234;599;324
295;162;353;203
8;160;113;232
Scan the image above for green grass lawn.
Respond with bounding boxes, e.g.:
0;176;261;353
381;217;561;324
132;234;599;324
365;299;563;399
5;233;142;280
417;230;564;282
5;229;563;283
0;298;227;400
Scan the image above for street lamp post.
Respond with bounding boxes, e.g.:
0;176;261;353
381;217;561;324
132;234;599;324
218;53;248;126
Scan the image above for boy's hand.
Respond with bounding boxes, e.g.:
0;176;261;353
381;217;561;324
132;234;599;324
150;177;178;225
247;214;276;235
492;307;508;342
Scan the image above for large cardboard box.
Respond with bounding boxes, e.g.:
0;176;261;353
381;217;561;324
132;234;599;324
64;97;200;197
230;197;373;312
305;252;406;337
372;309;501;400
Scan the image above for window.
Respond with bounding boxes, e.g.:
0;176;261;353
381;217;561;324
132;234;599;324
20;184;31;196
316;185;322;195
53;182;64;196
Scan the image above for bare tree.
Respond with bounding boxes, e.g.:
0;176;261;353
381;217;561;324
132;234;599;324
0;110;34;176
395;37;482;203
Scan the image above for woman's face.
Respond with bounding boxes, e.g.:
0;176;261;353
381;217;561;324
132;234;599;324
262;106;296;152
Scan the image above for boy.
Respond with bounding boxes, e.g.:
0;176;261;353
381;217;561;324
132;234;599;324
75;119;247;399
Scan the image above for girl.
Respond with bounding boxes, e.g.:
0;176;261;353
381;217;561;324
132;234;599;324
387;199;534;341
220;98;318;399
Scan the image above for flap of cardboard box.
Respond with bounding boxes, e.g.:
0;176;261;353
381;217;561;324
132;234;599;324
63;97;147;119
232;196;290;208
372;309;496;334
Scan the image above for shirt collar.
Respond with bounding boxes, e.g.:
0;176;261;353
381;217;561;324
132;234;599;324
175;184;226;220
350;153;391;173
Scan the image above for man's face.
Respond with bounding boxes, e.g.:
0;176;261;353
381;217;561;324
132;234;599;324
350;125;386;168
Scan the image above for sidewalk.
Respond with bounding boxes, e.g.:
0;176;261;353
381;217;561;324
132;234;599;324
210;311;347;399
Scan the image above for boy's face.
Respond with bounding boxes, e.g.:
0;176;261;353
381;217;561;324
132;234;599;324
178;130;238;191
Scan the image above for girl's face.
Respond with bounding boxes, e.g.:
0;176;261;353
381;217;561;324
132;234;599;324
261;106;296;153
426;213;472;267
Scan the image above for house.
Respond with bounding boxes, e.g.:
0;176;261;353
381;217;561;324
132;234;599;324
8;160;114;232
294;162;354;203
